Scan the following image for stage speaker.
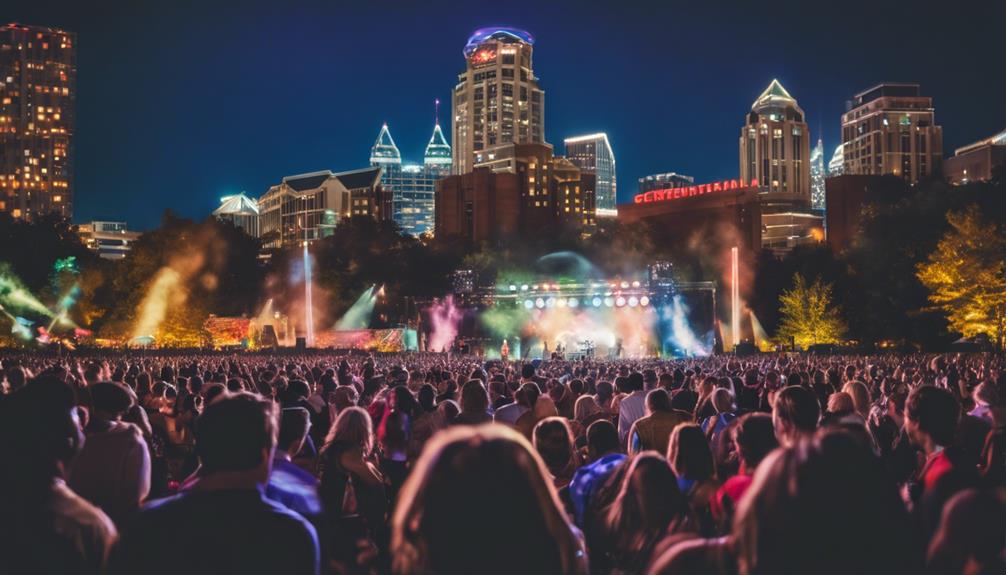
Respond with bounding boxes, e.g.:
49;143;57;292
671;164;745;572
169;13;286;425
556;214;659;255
295;337;306;351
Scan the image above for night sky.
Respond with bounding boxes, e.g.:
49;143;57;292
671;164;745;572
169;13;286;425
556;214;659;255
9;0;1006;230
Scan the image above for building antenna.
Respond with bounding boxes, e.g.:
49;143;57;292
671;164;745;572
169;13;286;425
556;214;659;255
434;98;440;126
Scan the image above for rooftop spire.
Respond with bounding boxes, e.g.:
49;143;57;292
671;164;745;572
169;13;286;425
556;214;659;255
370;123;401;166
424;108;452;167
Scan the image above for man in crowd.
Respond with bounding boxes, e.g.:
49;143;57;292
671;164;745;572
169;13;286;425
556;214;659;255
111;393;320;575
618;372;647;443
772;385;821;447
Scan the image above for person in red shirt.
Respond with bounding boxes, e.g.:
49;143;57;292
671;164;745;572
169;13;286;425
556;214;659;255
710;413;778;528
905;385;976;543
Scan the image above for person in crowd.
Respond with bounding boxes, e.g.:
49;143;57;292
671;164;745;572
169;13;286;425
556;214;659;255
905;385;977;540
841;380;872;420
319;406;387;540
667;424;719;534
0;377;118;575
569;420;626;527
649;430;919;575
454;379;492;425
771;385;820;447
390;425;588;575
68;380;151;528
266;406;322;522
629;388;691;455
494;381;535;425
111;393;319;575
533;416;581;490
710;413;777;527
571;393;606;446
604;453;694;574
517;388;559;440
925;488;1006;575
618;372;648;444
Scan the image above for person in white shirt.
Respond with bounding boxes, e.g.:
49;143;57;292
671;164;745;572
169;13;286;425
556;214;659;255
618;372;648;444
494;383;539;426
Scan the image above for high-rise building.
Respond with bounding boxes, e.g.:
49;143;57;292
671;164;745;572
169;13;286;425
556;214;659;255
739;79;811;202
810;138;826;211
369;109;451;237
258;167;386;248
738;80;822;253
841;83;942;183
944;128;1006;185
565;133;616;216
77;221;140;260
0;23;76;220
213;192;260;237
828;144;846;176
451;27;544;175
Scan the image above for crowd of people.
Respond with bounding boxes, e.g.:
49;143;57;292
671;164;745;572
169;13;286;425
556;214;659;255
1;350;1004;574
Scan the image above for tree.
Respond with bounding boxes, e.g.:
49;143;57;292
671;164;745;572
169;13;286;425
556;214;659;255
776;273;847;350
917;205;1006;349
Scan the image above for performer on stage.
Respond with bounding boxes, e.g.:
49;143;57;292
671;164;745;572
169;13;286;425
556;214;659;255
501;338;510;361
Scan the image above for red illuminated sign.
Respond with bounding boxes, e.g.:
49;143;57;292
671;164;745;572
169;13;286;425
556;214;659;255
472;49;496;64
633;178;758;204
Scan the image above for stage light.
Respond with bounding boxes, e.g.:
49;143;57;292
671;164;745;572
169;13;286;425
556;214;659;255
628;296;639;307
524;299;534;309
557;297;567;307
604;291;612;297
632;281;641;288
592;297;602;307
616;296;626;307
640;296;650;307
568;297;579;308
509;285;517;291
535;298;545;309
521;284;529;291
546;297;556;308
620;281;629;289
604;297;614;307
532;284;539;291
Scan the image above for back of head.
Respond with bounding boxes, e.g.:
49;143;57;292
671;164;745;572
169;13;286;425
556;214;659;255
586;419;620;457
711;388;733;413
646;388;672;413
773;385;820;435
733;430;916;575
667;424;714;481
89;381;134;418
533;416;574;473
732;413;778;470
1;377;82;502
392;425;582;575
460;379;489;413
606;452;686;567
906;385;960;446
278;407;311;450
196;393;277;474
628;372;645;392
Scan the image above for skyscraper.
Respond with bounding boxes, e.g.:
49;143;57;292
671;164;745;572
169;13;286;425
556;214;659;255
565;133;617;216
0;23;76;220
810;138;826;211
451;27;544;175
370;107;451;237
739;79;811;202
828;144;845;176
841;83;942;183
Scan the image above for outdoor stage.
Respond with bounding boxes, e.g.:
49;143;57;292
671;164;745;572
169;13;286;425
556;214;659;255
421;260;722;359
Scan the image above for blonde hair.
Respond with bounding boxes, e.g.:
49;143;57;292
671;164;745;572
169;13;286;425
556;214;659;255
841;381;870;417
323;406;373;456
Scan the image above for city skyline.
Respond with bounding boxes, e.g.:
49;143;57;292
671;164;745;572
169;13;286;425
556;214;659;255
6;0;1005;229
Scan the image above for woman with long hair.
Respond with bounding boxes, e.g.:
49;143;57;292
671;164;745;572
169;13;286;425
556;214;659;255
533;416;580;489
391;425;587;575
320;406;387;551
667;424;719;535
454;379;492;425
604;453;694;574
